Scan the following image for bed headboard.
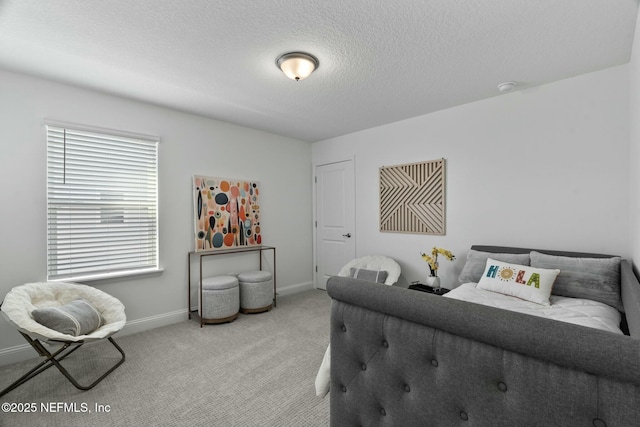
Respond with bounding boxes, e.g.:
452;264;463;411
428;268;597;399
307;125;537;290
471;245;617;259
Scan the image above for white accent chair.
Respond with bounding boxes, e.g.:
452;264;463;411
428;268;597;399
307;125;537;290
336;255;401;285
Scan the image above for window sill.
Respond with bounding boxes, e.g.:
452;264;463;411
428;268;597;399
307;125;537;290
49;268;164;284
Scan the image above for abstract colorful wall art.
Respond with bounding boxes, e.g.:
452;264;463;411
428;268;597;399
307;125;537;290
193;176;261;251
379;158;446;235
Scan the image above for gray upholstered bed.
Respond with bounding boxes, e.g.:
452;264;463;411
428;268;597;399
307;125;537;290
326;246;640;426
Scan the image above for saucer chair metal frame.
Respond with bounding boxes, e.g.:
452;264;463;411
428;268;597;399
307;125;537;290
0;282;127;397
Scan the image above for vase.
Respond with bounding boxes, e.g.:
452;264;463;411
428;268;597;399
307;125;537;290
425;276;441;289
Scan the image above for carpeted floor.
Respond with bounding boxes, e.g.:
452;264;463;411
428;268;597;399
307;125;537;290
0;289;331;427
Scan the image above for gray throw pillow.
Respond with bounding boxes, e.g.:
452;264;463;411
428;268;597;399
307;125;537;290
349;268;388;284
32;298;104;336
530;251;623;311
458;249;531;284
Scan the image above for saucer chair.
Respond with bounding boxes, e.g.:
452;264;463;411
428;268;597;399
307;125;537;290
0;282;126;397
336;255;401;285
315;255;401;397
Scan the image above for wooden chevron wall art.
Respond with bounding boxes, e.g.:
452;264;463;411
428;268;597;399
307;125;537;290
379;158;446;235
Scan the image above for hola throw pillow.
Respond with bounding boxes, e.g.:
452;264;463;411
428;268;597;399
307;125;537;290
477;258;560;306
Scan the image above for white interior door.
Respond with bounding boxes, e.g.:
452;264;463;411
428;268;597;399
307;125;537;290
315;159;356;290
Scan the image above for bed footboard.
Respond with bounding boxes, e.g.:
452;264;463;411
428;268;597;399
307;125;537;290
327;276;640;426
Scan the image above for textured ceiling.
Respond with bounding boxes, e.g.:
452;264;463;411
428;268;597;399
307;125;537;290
0;0;637;142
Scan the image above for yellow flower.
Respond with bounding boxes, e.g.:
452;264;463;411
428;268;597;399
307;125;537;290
432;247;455;261
421;253;437;272
421;247;455;276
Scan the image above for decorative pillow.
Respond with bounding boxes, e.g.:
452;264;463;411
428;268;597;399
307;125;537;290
458;249;531;284
477;258;560;306
349;268;388;284
530;251;623;311
31;298;104;336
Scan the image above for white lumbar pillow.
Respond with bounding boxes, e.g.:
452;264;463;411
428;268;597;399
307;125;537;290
477;258;560;306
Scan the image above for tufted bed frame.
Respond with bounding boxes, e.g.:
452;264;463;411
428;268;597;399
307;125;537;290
326;246;640;426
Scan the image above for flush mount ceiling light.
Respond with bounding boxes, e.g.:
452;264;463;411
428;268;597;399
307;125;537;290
276;52;319;81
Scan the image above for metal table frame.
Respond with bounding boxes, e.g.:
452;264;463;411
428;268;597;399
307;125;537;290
187;245;276;327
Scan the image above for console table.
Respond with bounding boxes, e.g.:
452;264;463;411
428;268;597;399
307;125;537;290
187;245;277;326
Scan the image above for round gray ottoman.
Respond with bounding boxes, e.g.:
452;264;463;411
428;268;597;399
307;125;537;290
237;271;274;314
200;275;239;324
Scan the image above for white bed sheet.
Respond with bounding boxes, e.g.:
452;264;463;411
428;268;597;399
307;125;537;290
445;282;623;335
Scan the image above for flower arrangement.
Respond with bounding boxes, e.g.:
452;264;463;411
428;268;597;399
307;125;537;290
421;247;455;277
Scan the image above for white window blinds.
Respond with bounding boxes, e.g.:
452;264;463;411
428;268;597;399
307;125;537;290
46;124;159;281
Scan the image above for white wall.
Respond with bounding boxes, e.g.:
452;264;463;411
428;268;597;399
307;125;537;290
0;70;313;364
313;65;630;289
1;52;633;365
630;7;640;272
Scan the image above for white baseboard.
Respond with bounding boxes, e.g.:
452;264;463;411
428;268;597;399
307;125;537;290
0;343;34;366
0;281;316;367
276;281;314;296
119;309;187;337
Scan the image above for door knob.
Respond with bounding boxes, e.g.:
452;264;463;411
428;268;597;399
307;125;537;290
342;233;352;238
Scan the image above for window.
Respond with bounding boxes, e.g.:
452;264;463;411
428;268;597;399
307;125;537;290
46;123;159;281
